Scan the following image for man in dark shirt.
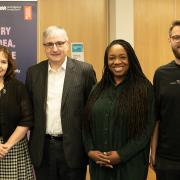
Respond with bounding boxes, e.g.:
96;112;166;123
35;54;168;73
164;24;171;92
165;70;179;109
150;20;180;180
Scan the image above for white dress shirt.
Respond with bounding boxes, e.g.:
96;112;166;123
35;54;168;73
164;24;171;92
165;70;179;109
46;58;67;135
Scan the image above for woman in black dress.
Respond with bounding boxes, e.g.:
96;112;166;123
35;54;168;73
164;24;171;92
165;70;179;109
83;39;155;180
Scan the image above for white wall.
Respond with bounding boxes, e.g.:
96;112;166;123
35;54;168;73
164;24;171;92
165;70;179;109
109;0;134;47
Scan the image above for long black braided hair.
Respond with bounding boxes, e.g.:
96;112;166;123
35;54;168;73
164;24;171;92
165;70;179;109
84;39;152;138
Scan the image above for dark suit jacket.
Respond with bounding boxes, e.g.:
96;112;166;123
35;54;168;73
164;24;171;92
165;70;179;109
25;57;96;168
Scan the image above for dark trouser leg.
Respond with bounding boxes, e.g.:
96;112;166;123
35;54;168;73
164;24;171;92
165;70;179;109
34;138;87;180
156;169;180;180
57;164;86;180
56;142;87;180
34;138;59;180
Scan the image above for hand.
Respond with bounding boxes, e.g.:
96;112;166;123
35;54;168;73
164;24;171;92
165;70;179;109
105;151;121;165
0;143;9;159
88;150;113;168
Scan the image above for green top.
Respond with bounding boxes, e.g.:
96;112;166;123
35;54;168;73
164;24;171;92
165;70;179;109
83;79;155;180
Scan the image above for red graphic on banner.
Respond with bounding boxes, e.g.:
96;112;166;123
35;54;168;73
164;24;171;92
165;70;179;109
24;6;32;20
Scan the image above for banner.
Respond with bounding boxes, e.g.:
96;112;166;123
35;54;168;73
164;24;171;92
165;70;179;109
0;0;37;82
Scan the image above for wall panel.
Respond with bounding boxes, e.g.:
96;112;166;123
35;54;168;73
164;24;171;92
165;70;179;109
38;0;108;80
134;0;175;81
176;0;180;19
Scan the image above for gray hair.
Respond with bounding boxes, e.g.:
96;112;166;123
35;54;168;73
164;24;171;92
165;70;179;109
43;26;69;41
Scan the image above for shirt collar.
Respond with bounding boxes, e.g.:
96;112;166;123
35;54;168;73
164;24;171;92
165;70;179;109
109;73;129;87
48;57;67;72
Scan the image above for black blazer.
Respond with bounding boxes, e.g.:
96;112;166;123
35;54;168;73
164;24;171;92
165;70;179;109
25;57;96;168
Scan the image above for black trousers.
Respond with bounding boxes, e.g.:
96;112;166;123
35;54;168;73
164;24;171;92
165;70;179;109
156;169;180;180
34;137;86;180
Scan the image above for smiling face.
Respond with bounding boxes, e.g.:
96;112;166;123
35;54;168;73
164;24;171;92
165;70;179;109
108;44;129;85
43;30;69;66
0;51;8;79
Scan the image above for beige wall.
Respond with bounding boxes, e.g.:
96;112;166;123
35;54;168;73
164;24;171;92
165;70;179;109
38;0;108;80
134;0;180;81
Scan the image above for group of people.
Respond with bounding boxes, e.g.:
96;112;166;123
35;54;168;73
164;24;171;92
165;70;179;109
0;20;179;180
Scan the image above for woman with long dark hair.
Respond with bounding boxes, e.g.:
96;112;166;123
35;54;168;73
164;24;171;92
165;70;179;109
83;39;155;180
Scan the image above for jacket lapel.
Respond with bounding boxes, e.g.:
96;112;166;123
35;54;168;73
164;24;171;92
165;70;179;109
40;61;48;111
61;58;74;109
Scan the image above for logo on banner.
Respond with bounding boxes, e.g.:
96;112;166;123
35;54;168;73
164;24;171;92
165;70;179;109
24;6;32;20
0;6;21;11
0;6;6;11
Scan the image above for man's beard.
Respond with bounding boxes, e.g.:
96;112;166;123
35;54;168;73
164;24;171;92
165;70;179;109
172;46;180;60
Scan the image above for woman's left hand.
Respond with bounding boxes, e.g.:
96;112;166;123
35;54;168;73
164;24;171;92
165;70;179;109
105;151;121;165
0;143;11;159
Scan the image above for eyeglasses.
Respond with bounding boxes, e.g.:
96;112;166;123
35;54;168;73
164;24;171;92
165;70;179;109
43;41;66;49
170;35;180;42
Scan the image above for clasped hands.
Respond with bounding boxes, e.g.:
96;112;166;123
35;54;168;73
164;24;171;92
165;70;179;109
0;143;11;159
88;150;121;168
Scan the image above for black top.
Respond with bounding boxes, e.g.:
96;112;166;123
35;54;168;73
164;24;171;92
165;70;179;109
83;79;155;180
153;60;180;168
0;78;33;141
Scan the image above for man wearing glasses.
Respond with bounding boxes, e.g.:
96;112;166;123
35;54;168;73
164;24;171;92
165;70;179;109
150;20;180;180
26;26;96;180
